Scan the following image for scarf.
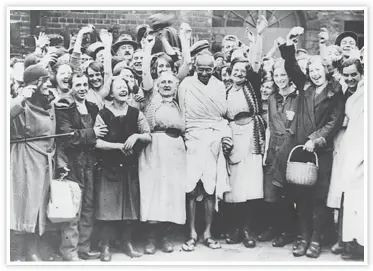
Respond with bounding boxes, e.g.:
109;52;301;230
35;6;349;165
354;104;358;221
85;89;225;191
227;81;266;155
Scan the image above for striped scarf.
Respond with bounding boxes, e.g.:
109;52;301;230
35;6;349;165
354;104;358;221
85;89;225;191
228;81;266;155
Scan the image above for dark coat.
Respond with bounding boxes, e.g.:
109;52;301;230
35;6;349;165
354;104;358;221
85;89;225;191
55;99;99;188
277;45;345;201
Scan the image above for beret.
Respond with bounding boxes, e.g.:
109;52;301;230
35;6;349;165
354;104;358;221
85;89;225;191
23;64;49;85
190;40;210;57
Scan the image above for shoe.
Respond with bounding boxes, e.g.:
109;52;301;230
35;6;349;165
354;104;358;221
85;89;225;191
226;229;242;244
144;238;156;255
64;255;83;261
122;242;143;258
258;227;276;242
293;239;308;257
272;233;295;247
25;253;43;262
160;237;174;253
242;230;256;248
331;242;345;255
306;241;321;258
100;245;112;262
78;251;101;260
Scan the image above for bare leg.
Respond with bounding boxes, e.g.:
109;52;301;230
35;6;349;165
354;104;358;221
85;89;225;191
186;192;198;240
203;193;215;240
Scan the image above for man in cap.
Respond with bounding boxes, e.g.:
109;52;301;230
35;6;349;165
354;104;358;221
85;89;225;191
335;31;359;60
112;34;139;67
10;64;56;261
178;51;232;252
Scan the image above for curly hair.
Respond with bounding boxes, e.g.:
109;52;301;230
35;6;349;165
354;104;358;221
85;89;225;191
150;53;175;80
306;55;333;83
85;61;105;89
228;56;252;76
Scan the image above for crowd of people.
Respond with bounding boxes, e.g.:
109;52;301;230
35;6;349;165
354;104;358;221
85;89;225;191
9;13;365;262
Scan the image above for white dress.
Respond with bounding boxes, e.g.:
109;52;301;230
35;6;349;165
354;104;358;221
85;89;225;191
224;87;264;203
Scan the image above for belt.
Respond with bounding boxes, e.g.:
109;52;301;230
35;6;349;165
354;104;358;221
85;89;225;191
153;127;182;138
230;112;253;126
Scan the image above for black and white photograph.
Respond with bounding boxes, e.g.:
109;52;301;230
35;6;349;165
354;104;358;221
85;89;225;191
7;7;366;264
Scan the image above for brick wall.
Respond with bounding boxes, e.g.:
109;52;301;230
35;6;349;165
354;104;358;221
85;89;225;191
36;10;212;43
9;9;364;55
10;10;30;47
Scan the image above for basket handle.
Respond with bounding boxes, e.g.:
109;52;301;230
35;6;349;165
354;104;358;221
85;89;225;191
287;145;319;167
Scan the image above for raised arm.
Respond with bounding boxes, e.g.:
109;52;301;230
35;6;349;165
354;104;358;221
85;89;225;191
99;29;113;99
318;28;329;59
10;85;36;119
70;25;94;72
249;15;268;73
142;35;156;91
176;26;192;82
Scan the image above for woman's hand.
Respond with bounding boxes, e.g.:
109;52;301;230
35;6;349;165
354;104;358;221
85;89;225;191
144;34;156;51
303;140;315;152
256;15;268;36
123;134;139;151
222;137;233;155
318;27;329;44
35;32;50;49
100;29;113;46
94;125;108;138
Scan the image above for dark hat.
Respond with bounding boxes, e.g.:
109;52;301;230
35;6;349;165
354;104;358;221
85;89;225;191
24;54;40;69
112;34;139;54
136;24;150;44
85;42;105;59
335;31;359;47
214;52;224;60
148;13;175;33
190;40;210;58
55;47;69;59
23;64;49;85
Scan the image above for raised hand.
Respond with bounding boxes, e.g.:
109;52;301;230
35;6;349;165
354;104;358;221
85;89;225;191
145;34;156;50
318;27;329;44
256;15;268;35
100;29;113;46
180;22;192;41
35;32;50;49
286;26;304;45
79;24;95;35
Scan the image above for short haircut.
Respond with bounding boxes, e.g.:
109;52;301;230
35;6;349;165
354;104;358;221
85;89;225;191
69;72;89;88
340;57;364;75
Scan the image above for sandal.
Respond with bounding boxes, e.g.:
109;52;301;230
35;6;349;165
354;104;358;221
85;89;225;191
306;241;321;258
203;237;221;249
182;238;197;252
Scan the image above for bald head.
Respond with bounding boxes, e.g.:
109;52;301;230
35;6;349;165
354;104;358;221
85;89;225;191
195;53;214;68
195;52;214;85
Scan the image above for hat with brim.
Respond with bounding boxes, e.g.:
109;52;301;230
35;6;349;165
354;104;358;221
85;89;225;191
112;34;139;54
86;42;105;60
23;64;49;85
148;13;175;33
335;31;359;47
190;40;210;58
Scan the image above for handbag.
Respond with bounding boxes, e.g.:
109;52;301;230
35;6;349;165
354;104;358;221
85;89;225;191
47;172;81;223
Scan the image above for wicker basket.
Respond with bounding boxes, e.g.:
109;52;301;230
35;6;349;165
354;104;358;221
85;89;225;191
286;145;319;186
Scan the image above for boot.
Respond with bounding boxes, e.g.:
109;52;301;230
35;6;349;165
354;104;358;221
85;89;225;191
100;245;112;262
121;224;142;258
159;223;173;253
25;233;42;262
225;228;242;244
144;224;156;255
